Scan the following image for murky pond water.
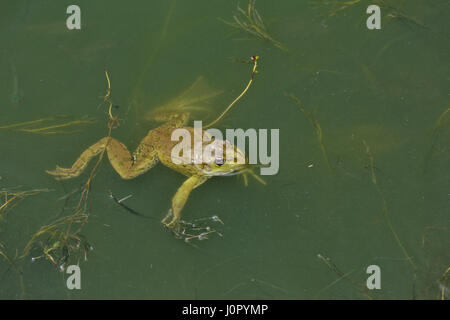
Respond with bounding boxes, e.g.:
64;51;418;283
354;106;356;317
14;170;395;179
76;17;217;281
0;0;449;299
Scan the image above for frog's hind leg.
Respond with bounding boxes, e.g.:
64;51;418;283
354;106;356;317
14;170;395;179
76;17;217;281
46;137;159;180
162;175;208;228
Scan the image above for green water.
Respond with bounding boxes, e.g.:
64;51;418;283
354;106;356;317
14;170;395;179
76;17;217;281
0;0;449;299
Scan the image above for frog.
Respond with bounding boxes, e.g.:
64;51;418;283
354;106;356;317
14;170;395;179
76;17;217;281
45;110;249;231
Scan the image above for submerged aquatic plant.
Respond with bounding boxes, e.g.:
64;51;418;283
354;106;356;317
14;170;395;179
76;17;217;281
316;253;373;299
0;71;121;299
22;213;93;271
222;0;287;51
0;115;96;135
423;106;450;171
0;187;52;296
439;267;450;300
0;188;94;272
378;0;428;29
315;0;428;30
0;188;51;220
432;107;450;134
0;241;12;264
286;93;332;173
325;0;361;17
363;140;418;292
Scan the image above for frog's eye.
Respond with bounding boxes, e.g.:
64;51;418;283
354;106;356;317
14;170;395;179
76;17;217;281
215;158;224;166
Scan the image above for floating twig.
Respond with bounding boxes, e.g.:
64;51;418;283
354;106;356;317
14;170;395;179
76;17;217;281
0;116;96;135
108;190;155;219
205;56;260;128
0;188;51;220
439;266;450;300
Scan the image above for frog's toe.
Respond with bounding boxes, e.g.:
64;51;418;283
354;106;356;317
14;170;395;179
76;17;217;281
165;218;180;230
45;166;78;180
161;209;177;227
54;165;73;172
45;171;66;180
46;168;62;177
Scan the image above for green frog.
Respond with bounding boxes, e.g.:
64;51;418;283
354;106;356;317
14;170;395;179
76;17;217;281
47;58;260;235
46;110;249;230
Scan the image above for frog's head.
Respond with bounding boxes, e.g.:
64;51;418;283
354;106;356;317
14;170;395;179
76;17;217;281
198;139;248;177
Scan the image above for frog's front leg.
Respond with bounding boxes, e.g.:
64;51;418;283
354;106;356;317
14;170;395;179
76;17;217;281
162;175;208;228
46;135;158;180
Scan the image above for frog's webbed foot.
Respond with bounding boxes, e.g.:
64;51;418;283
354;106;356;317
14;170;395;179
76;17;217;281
163;210;224;243
162;176;223;242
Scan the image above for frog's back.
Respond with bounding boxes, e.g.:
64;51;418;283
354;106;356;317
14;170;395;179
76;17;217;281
156;126;209;176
